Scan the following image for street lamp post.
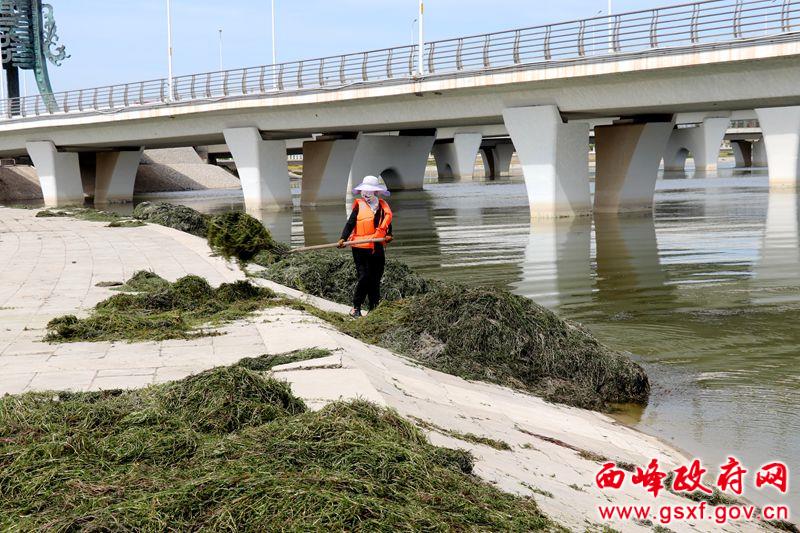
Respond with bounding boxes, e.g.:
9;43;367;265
418;0;425;76
166;0;174;101
271;0;277;88
218;29;223;70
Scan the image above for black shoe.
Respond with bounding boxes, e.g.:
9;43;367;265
349;308;363;318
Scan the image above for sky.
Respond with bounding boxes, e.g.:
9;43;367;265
32;0;674;93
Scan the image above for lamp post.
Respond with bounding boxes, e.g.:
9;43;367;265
166;0;174;101
271;0;277;88
218;29;223;70
418;0;425;76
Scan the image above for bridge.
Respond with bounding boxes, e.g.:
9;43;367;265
1;0;799;216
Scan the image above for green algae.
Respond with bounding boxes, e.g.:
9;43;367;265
0;363;560;532
45;272;275;343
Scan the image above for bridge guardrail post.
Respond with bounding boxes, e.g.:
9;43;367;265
649;10;659;48
242;68;249;94
386;49;394;78
512;31;521;64
278;64;285;90
297;61;304;89
690;4;700;43
781;0;792;31
734;0;744;37
544;25;552;60
361;53;368;82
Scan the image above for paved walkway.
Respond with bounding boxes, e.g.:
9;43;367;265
0;207;770;533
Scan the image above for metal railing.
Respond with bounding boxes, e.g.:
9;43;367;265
1;0;798;121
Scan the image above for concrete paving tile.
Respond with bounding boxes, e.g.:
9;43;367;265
96;367;157;378
26;370;97;392
277;368;386;406
90;374;155;391
0;372;35;395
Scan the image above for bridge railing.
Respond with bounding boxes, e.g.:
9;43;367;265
1;0;798;121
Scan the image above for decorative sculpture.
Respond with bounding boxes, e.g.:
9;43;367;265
0;0;69;113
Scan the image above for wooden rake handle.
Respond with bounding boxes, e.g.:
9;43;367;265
290;238;388;253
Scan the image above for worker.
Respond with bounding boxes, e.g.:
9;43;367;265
338;175;393;317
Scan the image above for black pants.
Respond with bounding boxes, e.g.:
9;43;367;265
352;246;385;310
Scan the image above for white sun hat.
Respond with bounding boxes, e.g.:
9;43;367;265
352;175;390;196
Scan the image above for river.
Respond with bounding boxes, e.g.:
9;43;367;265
138;164;800;510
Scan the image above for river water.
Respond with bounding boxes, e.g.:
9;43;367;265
140;164;799;509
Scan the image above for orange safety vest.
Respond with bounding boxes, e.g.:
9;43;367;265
348;198;392;250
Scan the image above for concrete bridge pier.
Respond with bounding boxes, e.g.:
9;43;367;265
300;139;358;206
480;142;515;179
502;105;590;218
752;139;768;167
348;132;436;192
94;148;144;204
756;106;800;187
594;119;674;214
432;133;482;180
731;140;753;168
223;127;291;210
25;141;85;207
662;117;729;172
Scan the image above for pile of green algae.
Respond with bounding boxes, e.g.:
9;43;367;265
0;358;559;531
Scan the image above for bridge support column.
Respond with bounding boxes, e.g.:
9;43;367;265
756;106;800;187
432;133;482;180
300;139;357;205
480;142;515;179
502;106;590;218
349;133;435;191
223;127;291;210
26;141;85;207
662;117;728;172
94;148;144;204
594;120;674;214
752;139;768;167
731;140;752;168
493;142;515;177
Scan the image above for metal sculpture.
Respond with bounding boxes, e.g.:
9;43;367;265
0;0;68;113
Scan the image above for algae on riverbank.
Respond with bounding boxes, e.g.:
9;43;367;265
133;201;209;237
255;249;433;304
45;272;275;342
334;284;650;411
0;363;559;532
35;207;121;222
207;211;290;262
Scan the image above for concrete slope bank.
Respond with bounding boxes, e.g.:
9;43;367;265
0;207;771;533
